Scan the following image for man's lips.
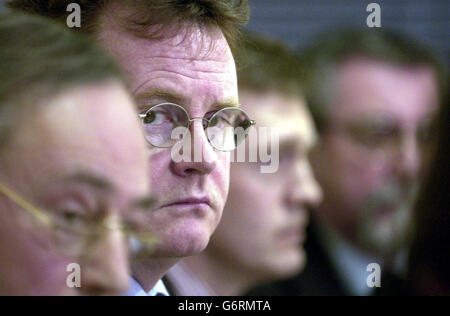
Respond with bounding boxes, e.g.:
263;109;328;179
161;197;212;208
278;214;309;244
278;226;306;243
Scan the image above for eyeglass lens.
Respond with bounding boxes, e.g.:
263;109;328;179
141;103;253;151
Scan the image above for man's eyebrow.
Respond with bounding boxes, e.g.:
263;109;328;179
60;172;114;193
278;139;299;152
279;136;316;153
56;173;158;209
135;90;239;109
135;90;185;105
215;99;240;109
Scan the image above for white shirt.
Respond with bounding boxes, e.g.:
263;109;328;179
124;278;170;296
315;222;407;296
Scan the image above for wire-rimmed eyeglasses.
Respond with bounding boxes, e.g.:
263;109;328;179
139;103;256;152
0;181;157;258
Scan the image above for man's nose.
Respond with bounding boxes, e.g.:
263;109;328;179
285;161;323;210
80;216;129;296
171;120;217;176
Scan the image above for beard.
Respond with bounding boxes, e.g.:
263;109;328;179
357;181;418;256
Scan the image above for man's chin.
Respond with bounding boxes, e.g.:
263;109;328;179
275;250;306;278
142;213;219;258
257;249;306;282
152;227;212;258
358;210;413;256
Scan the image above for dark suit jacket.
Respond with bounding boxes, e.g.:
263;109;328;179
246;220;407;296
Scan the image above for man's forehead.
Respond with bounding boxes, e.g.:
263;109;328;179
97;15;237;104
243;93;317;149
148;28;232;62
7;85;148;180
98;7;233;62
267;109;316;149
103;31;235;78
333;57;439;123
8;142;149;202
337;57;438;93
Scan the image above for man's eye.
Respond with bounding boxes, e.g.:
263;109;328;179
278;150;296;167
143;111;155;124
208;116;220;127
50;208;89;245
346;124;395;148
55;209;86;228
356;132;391;147
143;111;170;125
204;111;216;120
62;210;82;223
50;202;88;229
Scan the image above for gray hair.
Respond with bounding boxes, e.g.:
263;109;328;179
0;12;123;147
300;28;446;133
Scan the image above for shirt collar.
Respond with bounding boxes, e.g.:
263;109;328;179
166;262;217;296
315;220;409;296
315;221;380;296
123;278;170;296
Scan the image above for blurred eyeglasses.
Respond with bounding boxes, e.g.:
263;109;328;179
330;116;437;158
0;181;157;258
139;103;256;152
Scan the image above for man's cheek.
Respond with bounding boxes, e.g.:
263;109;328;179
334;164;371;206
217;154;231;195
148;150;172;181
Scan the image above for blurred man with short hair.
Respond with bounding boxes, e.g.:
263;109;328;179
0;12;152;296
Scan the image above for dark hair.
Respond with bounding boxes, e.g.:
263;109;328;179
235;32;305;97
7;0;249;53
407;94;450;294
0;11;123;146
300;28;447;133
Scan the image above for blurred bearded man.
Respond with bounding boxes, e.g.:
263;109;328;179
249;29;445;296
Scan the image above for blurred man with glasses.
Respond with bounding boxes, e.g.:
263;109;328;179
0;12;153;295
250;29;445;296
8;0;251;294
